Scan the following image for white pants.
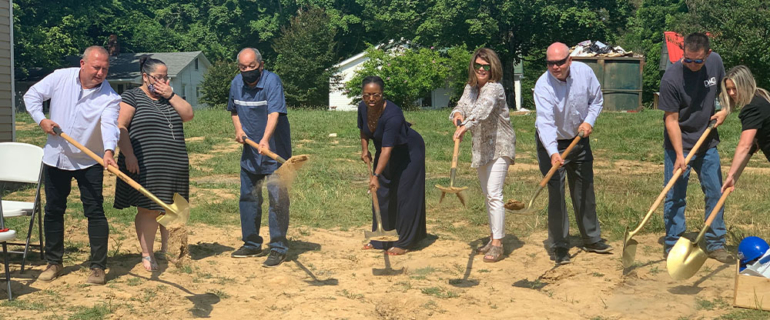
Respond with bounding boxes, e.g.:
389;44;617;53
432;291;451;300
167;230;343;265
477;156;511;240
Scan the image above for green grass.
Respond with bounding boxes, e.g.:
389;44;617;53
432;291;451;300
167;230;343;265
10;108;770;247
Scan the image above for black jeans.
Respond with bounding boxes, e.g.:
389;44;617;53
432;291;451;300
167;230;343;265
44;165;109;269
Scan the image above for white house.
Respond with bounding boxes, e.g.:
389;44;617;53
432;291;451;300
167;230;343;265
328;49;453;111
105;51;212;108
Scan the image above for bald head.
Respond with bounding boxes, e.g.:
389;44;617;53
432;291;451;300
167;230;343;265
546;43;570;61
237;48;262;65
546;42;572;81
79;46;109;89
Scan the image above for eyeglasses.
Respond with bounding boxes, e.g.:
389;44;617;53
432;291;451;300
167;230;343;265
148;74;169;82
546;57;569;67
363;93;382;99
474;63;491;71
683;58;705;64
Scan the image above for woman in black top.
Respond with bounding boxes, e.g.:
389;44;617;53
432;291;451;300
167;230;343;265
720;65;770;193
114;57;194;271
358;76;427;255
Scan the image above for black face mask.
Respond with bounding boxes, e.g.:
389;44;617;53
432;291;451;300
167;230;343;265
242;69;262;84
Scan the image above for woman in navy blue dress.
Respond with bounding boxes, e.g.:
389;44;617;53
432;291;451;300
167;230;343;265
358;76;427;255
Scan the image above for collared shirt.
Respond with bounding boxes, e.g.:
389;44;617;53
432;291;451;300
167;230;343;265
24;67;121;170
534;61;603;156
449;82;516;168
227;70;291;175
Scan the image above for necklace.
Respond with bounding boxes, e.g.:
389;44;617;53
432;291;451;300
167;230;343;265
367;102;385;133
150;98;176;140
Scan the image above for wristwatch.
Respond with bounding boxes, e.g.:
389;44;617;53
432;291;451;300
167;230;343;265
372;172;380;178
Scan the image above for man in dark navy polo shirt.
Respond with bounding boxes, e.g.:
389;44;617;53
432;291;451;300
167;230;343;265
227;47;292;267
658;33;732;263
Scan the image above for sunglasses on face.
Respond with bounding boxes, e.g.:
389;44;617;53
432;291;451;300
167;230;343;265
363;93;382;99
546;57;569;67
683;58;705;64
474;63;491;71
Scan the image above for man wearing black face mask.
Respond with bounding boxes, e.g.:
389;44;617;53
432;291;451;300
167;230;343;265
227;48;292;267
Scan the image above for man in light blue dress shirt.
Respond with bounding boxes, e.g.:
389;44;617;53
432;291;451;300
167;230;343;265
24;46;121;285
534;42;612;265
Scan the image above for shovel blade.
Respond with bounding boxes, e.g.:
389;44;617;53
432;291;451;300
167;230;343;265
365;230;399;242
156;193;190;227
456;191;467;207
666;237;708;280
622;227;638;268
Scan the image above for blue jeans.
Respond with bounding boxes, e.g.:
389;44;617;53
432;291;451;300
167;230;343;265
663;147;726;253
239;169;290;254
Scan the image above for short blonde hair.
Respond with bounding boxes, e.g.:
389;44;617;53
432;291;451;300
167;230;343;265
720;65;770;113
467;48;503;87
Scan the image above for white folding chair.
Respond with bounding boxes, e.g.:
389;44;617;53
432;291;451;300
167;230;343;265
0;207;16;300
0;142;45;277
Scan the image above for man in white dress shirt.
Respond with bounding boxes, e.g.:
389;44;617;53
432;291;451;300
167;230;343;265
534;42;611;265
24;46;121;285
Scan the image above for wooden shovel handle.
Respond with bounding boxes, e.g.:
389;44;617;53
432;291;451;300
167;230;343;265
53;127;173;213
451;138;461;169
630;119;718;233
694;188;731;244
243;137;286;163
538;131;584;187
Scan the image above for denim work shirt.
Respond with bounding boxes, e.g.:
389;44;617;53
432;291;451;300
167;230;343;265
227;70;292;175
24;67;121;170
534;61;603;156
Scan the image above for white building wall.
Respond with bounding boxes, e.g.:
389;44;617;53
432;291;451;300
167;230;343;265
329;54;368;111
175;57;209;109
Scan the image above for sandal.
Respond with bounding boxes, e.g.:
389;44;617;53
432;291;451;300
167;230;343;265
386;247;408;256
362;243;375;250
476;241;493;254
155;250;168;261
141;256;158;272
483;245;503;263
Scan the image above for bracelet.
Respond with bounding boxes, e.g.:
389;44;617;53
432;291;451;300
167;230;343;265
167;92;175;100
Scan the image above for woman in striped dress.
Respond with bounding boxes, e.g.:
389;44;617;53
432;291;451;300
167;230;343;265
114;57;194;271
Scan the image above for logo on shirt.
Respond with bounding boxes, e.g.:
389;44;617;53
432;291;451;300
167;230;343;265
704;77;717;88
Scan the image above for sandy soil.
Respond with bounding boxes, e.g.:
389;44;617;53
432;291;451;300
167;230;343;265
2;221;740;319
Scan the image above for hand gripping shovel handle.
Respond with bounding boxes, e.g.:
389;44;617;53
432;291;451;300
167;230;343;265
53;127;175;213
629;119;718;234
243;137;286;164
538;131;584;188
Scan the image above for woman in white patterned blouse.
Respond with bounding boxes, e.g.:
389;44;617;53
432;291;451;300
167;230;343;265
450;48;516;262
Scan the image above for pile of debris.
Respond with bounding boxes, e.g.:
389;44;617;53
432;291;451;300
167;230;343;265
569;40;637;58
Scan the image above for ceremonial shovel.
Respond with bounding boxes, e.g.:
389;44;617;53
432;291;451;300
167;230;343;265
622;119;717;268
54;127;188;227
505;131;584;214
242;137;308;185
435;120;468;206
364;161;399;242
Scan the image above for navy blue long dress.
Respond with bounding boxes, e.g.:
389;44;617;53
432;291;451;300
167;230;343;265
358;100;427;250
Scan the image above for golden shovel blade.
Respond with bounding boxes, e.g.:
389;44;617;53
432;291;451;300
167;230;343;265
666;236;708;280
621;226;639;268
274;155;309;186
155;193;191;228
435;185;468;206
365;230;400;242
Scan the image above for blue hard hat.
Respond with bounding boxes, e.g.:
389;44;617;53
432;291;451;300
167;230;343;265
738;236;769;263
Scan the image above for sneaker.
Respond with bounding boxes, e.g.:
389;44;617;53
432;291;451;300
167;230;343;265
263;250;286;268
87;268;106;285
583;240;614;254
231;245;262;258
555;247;571;265
708;248;735;264
38;263;63;282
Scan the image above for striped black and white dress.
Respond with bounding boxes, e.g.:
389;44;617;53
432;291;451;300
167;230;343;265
114;87;190;211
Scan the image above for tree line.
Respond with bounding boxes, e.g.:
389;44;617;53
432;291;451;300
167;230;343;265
13;0;770;109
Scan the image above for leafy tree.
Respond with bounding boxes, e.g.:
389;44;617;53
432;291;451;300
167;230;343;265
199;60;239;108
273;7;339;107
345;45;471;109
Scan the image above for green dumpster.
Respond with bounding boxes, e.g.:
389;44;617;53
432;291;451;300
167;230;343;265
571;56;644;112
